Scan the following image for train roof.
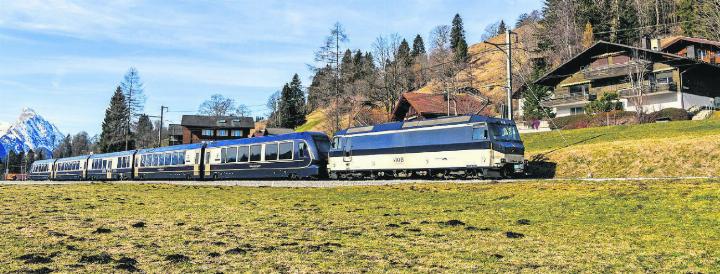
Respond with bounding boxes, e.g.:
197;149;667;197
32;159;56;165
89;150;136;159
55;155;91;162
136;143;205;154
335;115;515;136
206;132;326;148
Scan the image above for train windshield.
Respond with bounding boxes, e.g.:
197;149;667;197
489;123;521;142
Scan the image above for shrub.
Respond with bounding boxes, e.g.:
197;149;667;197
589;110;638;127
647;108;690;121
548;114;593;130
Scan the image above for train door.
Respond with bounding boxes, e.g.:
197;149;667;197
343;137;352;162
106;159;113;179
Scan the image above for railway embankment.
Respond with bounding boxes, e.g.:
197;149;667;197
523;118;720;178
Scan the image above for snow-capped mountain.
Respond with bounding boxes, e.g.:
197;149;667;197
0;121;9;135
0;108;64;161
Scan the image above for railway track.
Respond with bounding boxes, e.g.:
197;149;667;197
3;176;718;187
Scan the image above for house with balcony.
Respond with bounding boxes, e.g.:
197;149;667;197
177;115;254;144
533;41;720;117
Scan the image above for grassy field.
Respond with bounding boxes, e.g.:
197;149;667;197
522;119;720;178
1;180;719;272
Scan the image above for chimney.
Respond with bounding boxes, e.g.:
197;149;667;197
641;36;652;49
650;39;661;51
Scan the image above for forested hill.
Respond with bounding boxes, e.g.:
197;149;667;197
280;0;720;134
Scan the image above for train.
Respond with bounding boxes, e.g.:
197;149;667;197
29;115;525;181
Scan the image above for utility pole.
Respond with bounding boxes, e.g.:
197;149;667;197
158;106;168;147
505;29;513;121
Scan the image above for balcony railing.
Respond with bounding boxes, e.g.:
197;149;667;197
540;93;590;107
617;82;677;97
582;60;652;80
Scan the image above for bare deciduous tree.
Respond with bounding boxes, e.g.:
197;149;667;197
198;94;236;117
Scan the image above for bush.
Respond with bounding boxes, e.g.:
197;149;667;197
589;110;638;127
647;108;690;122
548;114;593;130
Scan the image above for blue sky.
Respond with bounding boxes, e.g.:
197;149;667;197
0;0;543;135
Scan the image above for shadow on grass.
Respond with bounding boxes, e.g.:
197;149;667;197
525;133;606;179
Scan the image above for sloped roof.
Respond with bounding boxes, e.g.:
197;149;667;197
181;115;254;128
535;41;704;86
168;124;183;136
662;36;720;51
392;92;491;121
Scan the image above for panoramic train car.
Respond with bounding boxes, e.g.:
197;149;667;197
29;159;56;181
204;132;331;180
327;115;525;179
134;143;205;180
52;155;91;181
87;151;137;180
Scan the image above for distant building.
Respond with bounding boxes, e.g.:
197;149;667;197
172;115;254;144
662;37;720;64
252;127;294;137
391;89;492;121
168;124;183;146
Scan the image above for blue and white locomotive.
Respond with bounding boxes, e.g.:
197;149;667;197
327;115;525;179
28;115;525;181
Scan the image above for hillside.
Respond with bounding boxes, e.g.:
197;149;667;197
523;118;720;178
297;25;538;133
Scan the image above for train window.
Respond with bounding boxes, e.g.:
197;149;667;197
171;153;179;165
249;145;262;162
205;152;210;164
221;148;228;163
195;153;200;165
238;146;249;162
264;143;278;161
332;137;341;149
227;147;238;163
472;126;488;140
299;142;308;158
165;153;172;166
178;152;185;165
151;154;157;167
279;142;293;160
313;136;330;154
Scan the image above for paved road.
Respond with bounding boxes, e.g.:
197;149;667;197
2;176;718;187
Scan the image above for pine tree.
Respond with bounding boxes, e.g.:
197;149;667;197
450;14;469;63
278;74;307;129
582;22;595;48
616;0;639;45
522;63;555;120
99;86;131;153
397;39;412;67
135;114;154;149
677;0;695;36
497;20;507;35
120;67;145;150
26;149;35;171
411;34;426;57
14;151;24;173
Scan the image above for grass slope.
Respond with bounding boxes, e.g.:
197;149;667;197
1;180;719;272
523;119;720;178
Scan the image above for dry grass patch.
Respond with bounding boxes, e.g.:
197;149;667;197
0;180;719;272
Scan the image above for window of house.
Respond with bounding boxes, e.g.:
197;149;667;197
250;145;262;161
570;107;585;115
202;129;214;136
217;130;229;136
655;72;673;84
698;49;707;60
238;146;249;162
231;130;242;137
279;142;293;160
226;147;237;163
264;143;278;161
568;84;589;96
